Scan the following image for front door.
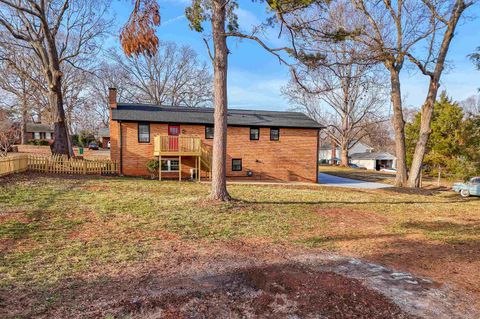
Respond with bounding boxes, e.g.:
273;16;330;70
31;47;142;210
168;125;180;151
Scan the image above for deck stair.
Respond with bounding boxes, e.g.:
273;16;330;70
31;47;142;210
153;135;211;180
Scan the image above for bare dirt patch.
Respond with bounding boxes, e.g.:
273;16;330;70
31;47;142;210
120;265;415;319
2;241;477;319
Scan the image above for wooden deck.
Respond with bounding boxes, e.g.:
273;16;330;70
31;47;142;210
154;135;212;181
154;135;202;156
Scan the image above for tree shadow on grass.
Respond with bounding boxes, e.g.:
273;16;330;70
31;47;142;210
300;233;402;248
400;220;480;239
0;178;87;241
241;199;470;205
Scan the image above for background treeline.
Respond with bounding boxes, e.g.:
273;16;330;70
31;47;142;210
406;92;480;181
0;25;213;141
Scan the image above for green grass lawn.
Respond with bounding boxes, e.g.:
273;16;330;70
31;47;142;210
1;173;479;310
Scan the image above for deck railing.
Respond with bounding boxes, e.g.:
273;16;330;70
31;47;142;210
154;135;202;155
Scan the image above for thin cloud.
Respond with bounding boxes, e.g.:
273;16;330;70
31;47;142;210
162;14;185;26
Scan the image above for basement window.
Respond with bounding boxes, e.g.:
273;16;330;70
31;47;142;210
232;159;242;171
161;159;179;172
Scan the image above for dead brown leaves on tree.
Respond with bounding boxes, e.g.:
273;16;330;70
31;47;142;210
120;0;161;57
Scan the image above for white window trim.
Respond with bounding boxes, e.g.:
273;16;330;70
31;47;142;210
161;158;180;172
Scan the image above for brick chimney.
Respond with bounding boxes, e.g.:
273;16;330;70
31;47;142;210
109;87;117;109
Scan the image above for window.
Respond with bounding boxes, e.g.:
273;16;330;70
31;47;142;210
34;132;40;140
161;159;179;172
168;125;180;136
232;159;242;171
138;123;150;143
205;125;214;139
250;127;259;140
45;132;51;140
270;128;279;141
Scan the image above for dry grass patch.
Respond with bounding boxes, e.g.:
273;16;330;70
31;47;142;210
0;173;479;317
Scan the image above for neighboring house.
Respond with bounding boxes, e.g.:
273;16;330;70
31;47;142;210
98;128;110;149
350;152;397;171
26;123;54;143
108;88;323;182
319;141;374;165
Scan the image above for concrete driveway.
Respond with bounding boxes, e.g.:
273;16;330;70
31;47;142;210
318;173;391;189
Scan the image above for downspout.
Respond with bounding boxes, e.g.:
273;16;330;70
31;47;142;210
119;121;123;176
316;129;320;183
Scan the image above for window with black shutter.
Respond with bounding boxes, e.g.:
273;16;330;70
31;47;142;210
270;128;279;141
138;123;150;143
205;125;214;139
232;159;242;171
250;127;259;140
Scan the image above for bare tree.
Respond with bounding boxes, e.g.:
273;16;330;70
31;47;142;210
111;42;213;108
461;95;480;116
406;0;474;187
337;0;436;186
0;51;37;144
288;0;473;187
284;46;388;166
183;0;321;201
84;62;135;129
0;0;111;155
362;120;395;153
0;108;20;156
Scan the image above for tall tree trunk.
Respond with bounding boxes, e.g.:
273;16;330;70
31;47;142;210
50;77;73;156
340;140;349;166
407;0;468;188
210;0;231;201
339;109;349;166
407;82;437;187
21;101;28;144
20;80;28;144
388;67;408;187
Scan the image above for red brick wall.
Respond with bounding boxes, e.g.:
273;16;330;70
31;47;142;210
110;122;319;182
101;137;110;149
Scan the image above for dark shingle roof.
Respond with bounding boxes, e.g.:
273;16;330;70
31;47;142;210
26;123;53;133
111;103;323;129
350;152;396;160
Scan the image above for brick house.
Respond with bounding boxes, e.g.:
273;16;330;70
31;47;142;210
109;88;323;182
26;123;54;143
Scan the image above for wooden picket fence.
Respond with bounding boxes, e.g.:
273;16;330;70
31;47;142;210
0;154;118;177
0;155;29;177
28;154;118;175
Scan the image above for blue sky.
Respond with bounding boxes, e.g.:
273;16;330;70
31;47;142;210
110;0;480;111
